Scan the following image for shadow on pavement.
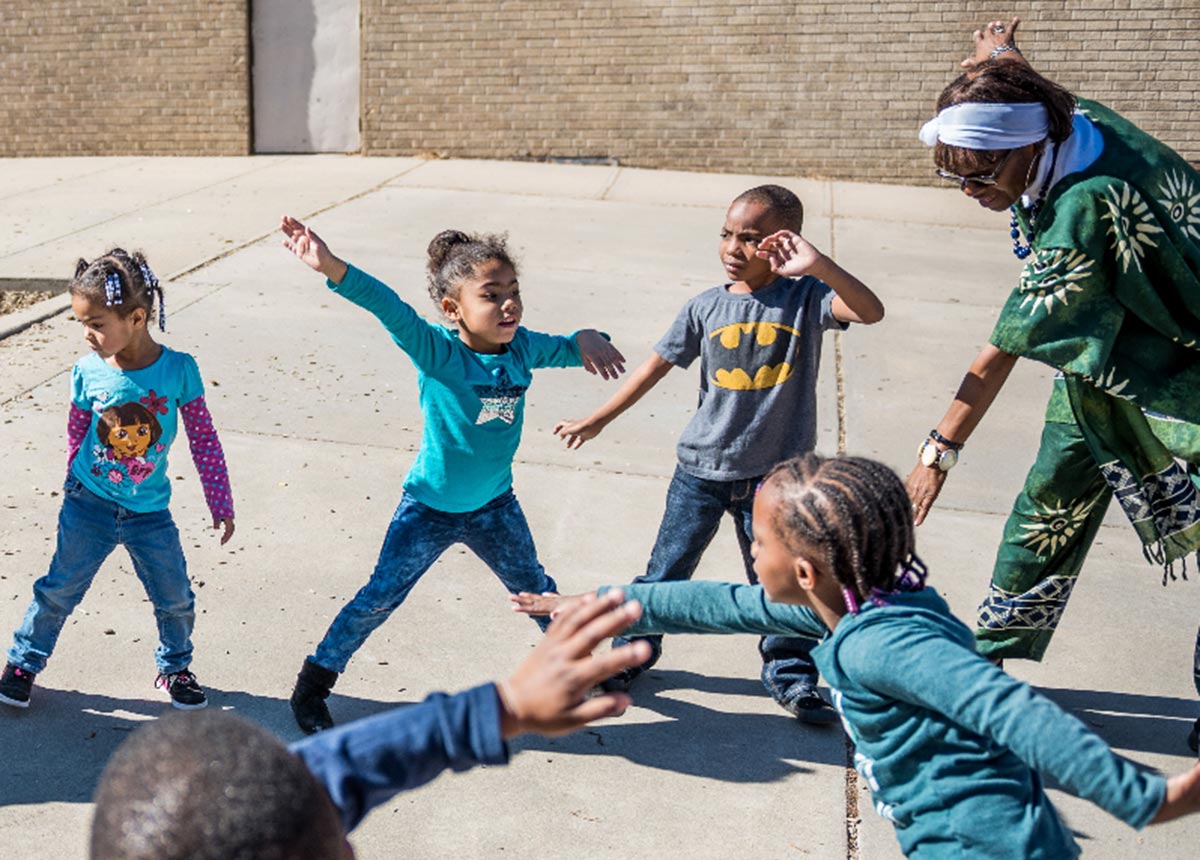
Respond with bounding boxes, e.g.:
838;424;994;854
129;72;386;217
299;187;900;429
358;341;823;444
1038;686;1200;759
0;684;401;808
515;668;846;782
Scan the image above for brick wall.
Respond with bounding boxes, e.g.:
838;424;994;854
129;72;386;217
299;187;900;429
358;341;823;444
0;1;249;156
361;0;1200;184
2;2;1197;182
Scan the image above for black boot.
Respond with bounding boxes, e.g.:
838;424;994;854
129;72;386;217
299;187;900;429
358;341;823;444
1188;717;1199;755
290;659;338;734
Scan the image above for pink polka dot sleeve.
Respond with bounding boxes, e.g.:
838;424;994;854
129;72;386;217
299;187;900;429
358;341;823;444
179;395;234;521
66;403;92;474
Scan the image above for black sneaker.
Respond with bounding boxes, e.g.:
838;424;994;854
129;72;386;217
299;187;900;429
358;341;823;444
156;670;208;710
780;688;840;726
0;662;35;708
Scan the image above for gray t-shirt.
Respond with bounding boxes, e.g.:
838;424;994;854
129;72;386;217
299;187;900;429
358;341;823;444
655;276;845;481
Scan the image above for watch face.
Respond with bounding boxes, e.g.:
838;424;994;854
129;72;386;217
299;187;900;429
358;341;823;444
920;440;938;467
938;448;959;471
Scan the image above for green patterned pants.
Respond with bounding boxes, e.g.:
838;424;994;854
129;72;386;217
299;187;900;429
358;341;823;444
975;417;1111;662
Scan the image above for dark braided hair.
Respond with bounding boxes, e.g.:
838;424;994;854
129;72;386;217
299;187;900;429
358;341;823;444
426;229;517;310
933;59;1077;178
71;248;166;331
733;184;804;232
763;454;927;613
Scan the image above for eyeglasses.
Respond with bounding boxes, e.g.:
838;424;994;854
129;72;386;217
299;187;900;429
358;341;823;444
935;148;1016;188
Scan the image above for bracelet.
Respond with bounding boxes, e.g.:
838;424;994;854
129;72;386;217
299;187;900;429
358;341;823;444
929;429;964;451
988;44;1022;59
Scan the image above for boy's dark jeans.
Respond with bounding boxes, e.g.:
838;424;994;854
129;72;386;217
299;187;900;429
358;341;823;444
614;465;820;701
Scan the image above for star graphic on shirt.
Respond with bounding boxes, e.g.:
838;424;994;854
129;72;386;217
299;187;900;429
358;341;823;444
472;379;528;425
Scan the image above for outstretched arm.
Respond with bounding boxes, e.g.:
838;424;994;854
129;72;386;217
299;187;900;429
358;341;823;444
294;591;649;833
280;215;348;284
756;231;884;324
906;343;1018;525
554;352;673;449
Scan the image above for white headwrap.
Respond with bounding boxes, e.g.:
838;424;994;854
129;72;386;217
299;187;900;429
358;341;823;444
918;102;1049;150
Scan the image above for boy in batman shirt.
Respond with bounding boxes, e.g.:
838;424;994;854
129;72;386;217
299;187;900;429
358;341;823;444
549;185;884;720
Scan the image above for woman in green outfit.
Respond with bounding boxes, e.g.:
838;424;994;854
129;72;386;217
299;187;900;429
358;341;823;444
906;18;1200;752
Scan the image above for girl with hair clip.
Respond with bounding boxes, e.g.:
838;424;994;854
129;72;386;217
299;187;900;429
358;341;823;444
907;16;1200;753
514;454;1200;859
278;215;626;735
0;249;234;712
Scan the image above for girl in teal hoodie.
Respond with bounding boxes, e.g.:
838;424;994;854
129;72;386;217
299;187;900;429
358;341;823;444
514;454;1200;858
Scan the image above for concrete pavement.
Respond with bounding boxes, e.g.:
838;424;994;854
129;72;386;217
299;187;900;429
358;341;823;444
0;155;1197;859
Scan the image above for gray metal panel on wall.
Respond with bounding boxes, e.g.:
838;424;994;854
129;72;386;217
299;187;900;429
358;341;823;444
252;0;360;153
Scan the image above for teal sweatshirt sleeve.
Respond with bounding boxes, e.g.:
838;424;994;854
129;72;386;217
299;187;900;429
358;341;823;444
520;328;583;369
840;624;1167;829
328;264;456;371
602;582;828;640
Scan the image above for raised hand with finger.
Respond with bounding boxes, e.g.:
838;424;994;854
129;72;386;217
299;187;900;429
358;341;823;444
497;590;651;738
963;16;1025;70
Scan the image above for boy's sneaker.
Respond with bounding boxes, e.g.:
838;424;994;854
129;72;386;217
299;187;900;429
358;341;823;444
779;687;840;726
0;662;35;708
156;670;208;710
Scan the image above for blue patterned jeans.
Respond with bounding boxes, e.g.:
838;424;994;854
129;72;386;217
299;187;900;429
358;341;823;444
312;489;556;673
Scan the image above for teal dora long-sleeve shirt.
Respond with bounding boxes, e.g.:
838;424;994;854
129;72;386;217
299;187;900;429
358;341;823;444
329;264;582;512
609;581;1166;859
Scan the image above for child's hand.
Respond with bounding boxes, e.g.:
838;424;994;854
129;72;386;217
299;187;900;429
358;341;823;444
511;590;586;620
963;17;1022;69
576;330;626;380
214;517;235;546
1152;761;1200;824
280;215;348;283
553;418;602;450
756;231;823;278
497;590;652;738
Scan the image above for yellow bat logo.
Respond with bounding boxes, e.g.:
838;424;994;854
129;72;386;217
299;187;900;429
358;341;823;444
709;322;801;390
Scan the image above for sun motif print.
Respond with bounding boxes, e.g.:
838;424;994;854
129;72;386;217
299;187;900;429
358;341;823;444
472;370;528;425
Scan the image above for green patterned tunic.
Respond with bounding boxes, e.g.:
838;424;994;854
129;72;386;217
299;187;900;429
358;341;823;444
975;99;1200;686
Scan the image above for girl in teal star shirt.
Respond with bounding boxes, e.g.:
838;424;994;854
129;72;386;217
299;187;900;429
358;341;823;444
280;216;625;735
515;454;1200;858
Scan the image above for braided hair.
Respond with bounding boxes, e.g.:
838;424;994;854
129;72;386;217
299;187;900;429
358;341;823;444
426;229;516;310
71;248;166;331
763;454;927;614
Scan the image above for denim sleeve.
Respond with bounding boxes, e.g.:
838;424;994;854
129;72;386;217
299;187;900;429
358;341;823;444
841;624;1167;829
603;582;828;639
290;683;510;833
329;264;455;371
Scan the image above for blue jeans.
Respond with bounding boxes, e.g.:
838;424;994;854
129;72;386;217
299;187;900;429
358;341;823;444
616;465;820;702
8;478;195;675
312;489;556;673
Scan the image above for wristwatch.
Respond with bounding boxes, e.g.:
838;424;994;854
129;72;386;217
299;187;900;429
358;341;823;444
919;437;959;472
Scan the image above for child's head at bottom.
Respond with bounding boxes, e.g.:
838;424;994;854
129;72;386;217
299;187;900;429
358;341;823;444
90;709;348;860
70;248;166;333
755;454;927;614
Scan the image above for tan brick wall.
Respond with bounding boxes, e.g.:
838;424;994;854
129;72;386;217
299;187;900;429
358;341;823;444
361;0;1200;184
0;1;249;156
3;2;1196;181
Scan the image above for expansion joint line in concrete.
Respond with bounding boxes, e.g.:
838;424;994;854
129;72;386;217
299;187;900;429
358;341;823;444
844;734;861;860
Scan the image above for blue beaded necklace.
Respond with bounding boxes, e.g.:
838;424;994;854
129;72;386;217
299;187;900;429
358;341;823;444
1009;145;1058;260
